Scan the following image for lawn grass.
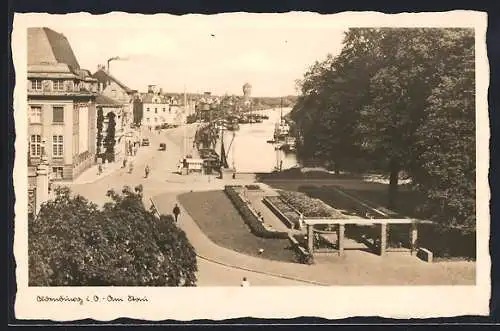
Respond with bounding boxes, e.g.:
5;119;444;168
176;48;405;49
178;190;297;263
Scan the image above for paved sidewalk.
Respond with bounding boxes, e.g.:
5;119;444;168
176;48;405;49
72;146;152;185
152;191;475;286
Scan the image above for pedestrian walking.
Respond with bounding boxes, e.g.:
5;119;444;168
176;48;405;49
122;158;127;168
240;277;250;287
128;161;134;174
173;204;181;223
97;163;103;175
144;165;150;178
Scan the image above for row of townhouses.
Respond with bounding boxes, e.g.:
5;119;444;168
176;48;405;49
27;27;138;216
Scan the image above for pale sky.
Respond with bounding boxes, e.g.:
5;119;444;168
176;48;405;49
26;13;347;97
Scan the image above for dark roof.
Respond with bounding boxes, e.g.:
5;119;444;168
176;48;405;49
95;94;122;106
28;27;80;70
140;93;170;104
92;69;136;94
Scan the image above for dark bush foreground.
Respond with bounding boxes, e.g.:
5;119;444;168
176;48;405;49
29;186;197;286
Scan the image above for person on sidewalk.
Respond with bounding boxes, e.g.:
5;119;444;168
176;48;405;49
122;158;127;168
97;163;103;176
240;277;250;287
173;204;181;223
128;161;134;174
144;165;150;178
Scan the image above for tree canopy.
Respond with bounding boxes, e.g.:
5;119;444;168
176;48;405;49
29;186;198;286
291;28;475;231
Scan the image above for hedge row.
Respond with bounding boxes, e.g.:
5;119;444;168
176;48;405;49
224;186;289;239
263;196;299;229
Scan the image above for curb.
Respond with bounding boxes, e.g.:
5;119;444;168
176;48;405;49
195;253;328;286
72;165;123;185
150;195;328;287
71;148;150;185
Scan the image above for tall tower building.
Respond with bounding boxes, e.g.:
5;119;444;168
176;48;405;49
242;82;252;102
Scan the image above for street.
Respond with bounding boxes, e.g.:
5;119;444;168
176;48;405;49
64;124;309;286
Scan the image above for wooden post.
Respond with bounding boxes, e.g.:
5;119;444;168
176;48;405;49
379;223;387;256
338;223;345;256
410;222;418;255
307;224;314;254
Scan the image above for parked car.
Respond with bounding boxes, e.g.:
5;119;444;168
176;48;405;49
142;138;150;146
159;143;166;151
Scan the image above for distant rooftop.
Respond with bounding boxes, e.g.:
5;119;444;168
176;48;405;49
28;27;80;70
96;94;122;106
93;69;137;94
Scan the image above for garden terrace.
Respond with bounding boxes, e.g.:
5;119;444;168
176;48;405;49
178;190;296;263
299;185;413;251
224;186;289;239
278;190;345;218
262;196;300;229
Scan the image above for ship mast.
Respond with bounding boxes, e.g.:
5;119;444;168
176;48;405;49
184;88;188;155
183;86;187;157
280;97;283;122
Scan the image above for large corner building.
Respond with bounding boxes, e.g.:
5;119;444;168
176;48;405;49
27;27;98;181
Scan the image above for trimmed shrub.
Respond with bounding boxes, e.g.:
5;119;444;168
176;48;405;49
263;196;299;228
224;186;288;239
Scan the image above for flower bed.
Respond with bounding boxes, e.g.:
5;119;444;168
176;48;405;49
299;185;393;219
224;186;289;239
278;190;345;218
263;196;300;229
245;184;261;190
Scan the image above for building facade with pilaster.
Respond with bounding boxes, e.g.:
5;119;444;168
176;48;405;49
27;27;98;216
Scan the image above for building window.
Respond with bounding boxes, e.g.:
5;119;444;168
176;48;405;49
154;118;158;122
30;106;42;123
53;106;64;123
52;167;64;180
52;135;64;157
53;80;65;91
31;80;42;90
155;108;158;114
146;108;150;112
146;118;150;123
163;108;165;112
30;135;41;157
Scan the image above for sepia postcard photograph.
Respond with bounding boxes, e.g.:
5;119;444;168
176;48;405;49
12;10;490;321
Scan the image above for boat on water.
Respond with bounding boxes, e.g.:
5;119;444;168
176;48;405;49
274;120;290;140
226;121;240;131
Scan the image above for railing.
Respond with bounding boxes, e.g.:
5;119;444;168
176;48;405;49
150;198;161;219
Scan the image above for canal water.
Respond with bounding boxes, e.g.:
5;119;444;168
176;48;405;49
216;108;299;173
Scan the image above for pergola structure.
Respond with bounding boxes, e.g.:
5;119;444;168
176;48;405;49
303;217;434;256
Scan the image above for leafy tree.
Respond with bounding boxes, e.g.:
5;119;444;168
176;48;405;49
96;107;104;157
411;29;475;230
104;112;116;162
356;28;451;208
133;97;143;125
292;28;476;234
29;186;198;286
